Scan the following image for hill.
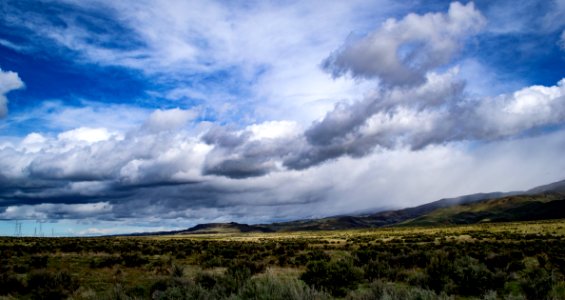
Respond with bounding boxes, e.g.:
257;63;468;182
402;193;565;226
261;191;520;231
180;222;273;234
126;178;565;235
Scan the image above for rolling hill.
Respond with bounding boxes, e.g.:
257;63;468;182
260;180;565;231
128;178;565;235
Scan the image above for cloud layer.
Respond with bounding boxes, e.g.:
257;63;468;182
1;1;565;234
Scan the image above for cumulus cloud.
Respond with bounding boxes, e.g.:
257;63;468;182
322;2;485;87
195;3;565;176
241;74;565;171
0;68;24;117
141;108;197;133
201;122;299;178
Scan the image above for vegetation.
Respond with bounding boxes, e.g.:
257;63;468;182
1;220;565;299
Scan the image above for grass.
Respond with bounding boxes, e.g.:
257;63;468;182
2;219;565;299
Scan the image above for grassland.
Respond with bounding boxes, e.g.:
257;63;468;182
2;220;565;299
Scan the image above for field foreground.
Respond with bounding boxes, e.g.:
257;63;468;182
2;220;565;299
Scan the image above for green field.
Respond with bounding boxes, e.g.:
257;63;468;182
2;220;565;299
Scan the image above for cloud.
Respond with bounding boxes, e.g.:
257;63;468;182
202;72;565;173
57;127;116;143
1;104;565;226
0;202;112;220
543;0;565;31
1;1;565;234
196;2;565;175
322;2;485;87
141;108;197;133
560;30;565;51
1;0;399;127
201;122;299;178
1;100;151;134
0;68;25;118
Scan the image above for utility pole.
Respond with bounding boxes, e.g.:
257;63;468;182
14;221;22;237
14;220;23;237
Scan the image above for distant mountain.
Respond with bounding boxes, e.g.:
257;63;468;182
123;178;565;236
180;222;273;234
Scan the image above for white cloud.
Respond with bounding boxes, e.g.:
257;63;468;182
476;78;565;138
3;101;151;134
20;133;48;153
0;68;24;117
322;2;485;86
3;0;403;126
57;127;117;143
142;108;197;133
247;121;300;141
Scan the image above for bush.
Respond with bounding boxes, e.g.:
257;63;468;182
0;271;24;296
27;270;79;300
520;268;555;300
152;282;211;300
452;256;504;296
237;274;328;300
363;259;393;281
301;259;363;297
89;256;121;268
29;255;49;269
424;251;455;294
120;252;148;268
227;259;266;277
346;280;447;300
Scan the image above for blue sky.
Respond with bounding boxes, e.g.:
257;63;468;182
1;0;565;236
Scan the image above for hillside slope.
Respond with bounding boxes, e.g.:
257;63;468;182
402;193;565;226
124;178;565;236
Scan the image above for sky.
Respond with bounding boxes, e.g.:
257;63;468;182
1;0;565;236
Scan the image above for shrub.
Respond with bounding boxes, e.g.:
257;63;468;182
301;259;363;297
346;280;447;300
152;282;211;300
520;268;555;300
120;252;148;268
89;256;121;268
237;274;328;300
29;255;49;269
194;273;218;290
363;259;392;281
27;270;79;300
424;251;455;294
0;271;24;296
452;256;504;296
